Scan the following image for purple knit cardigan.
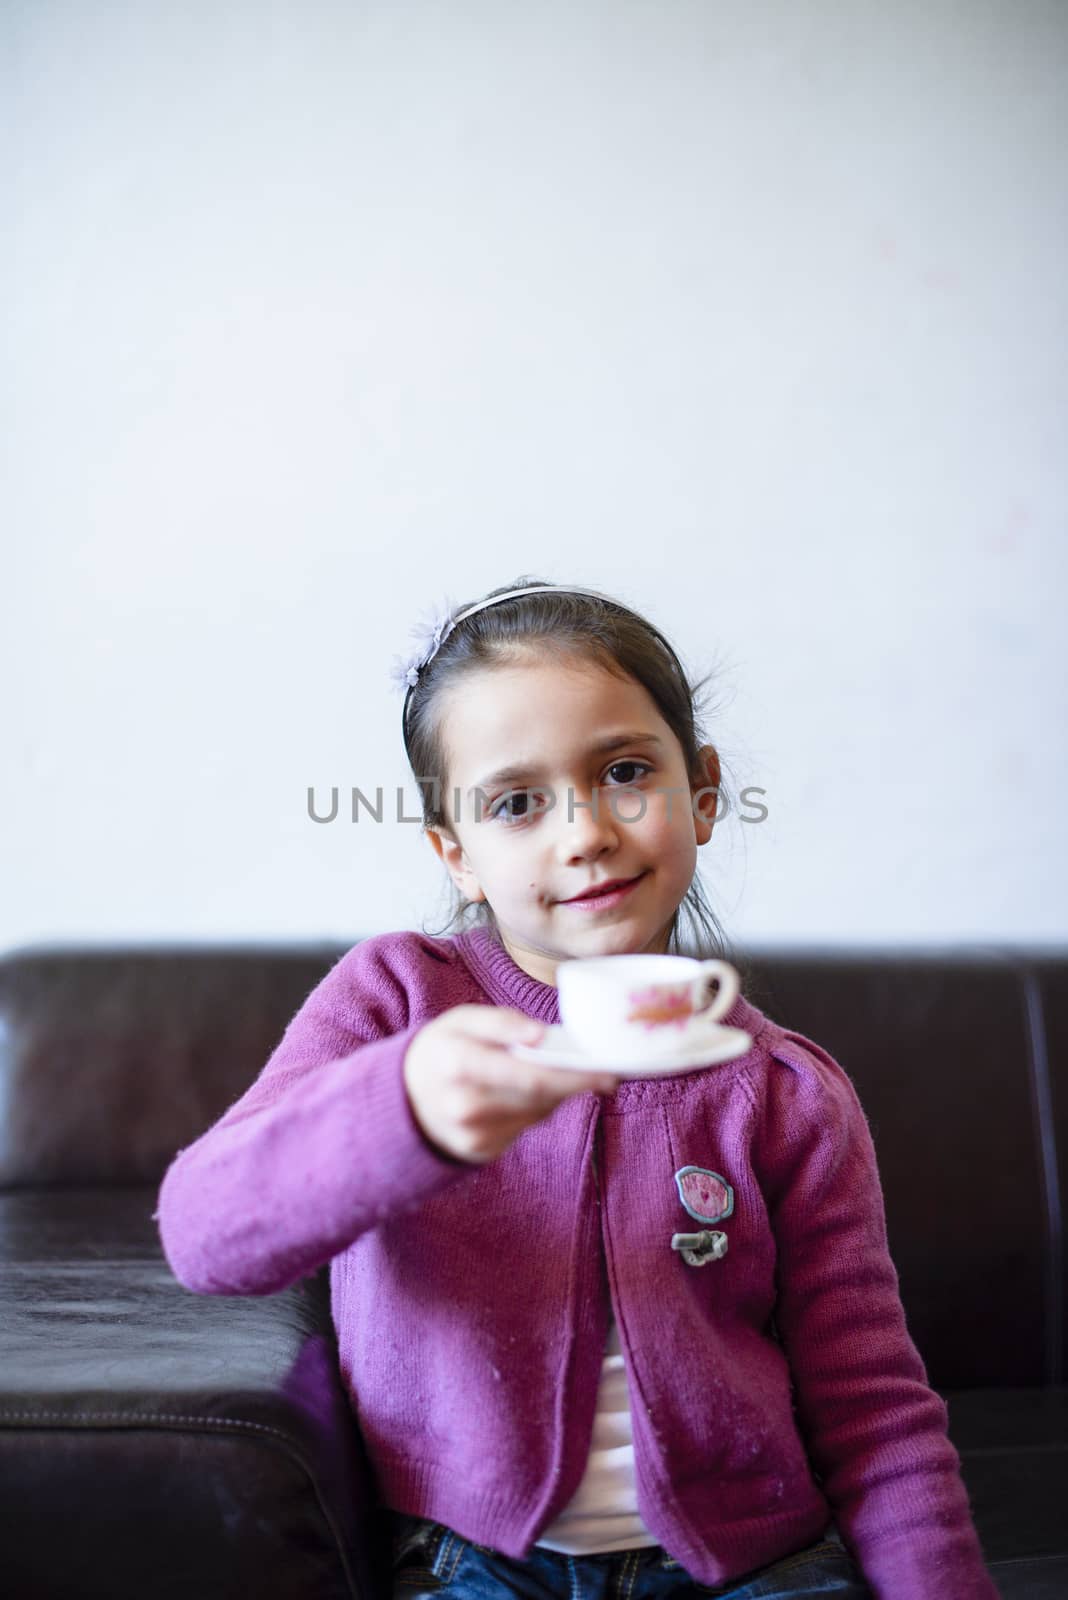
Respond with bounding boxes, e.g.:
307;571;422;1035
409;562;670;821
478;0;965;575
155;927;997;1598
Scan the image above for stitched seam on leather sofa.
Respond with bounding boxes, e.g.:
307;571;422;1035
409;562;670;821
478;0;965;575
0;1409;363;1597
1021;968;1065;1386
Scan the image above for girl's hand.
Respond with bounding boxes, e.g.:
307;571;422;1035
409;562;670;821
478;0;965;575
402;1004;619;1165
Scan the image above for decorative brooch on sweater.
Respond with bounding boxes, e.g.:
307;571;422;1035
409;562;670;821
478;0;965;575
672;1165;733;1267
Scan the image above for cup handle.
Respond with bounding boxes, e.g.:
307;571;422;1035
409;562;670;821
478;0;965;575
690;961;739;1025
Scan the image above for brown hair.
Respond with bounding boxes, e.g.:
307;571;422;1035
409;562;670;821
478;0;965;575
402;575;746;969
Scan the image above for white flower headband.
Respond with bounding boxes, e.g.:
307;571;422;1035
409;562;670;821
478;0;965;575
390;583;691;766
388;592;460;694
388;584;611;698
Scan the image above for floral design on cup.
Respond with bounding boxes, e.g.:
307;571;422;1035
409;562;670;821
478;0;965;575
556;955;741;1064
625;984;695;1029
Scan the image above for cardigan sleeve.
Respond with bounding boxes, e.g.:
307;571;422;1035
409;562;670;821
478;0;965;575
760;1030;999;1600
154;935;474;1297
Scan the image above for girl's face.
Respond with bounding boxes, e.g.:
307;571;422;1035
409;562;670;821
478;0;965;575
427;654;721;986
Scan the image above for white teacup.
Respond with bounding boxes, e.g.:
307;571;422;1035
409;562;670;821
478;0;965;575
556;954;740;1063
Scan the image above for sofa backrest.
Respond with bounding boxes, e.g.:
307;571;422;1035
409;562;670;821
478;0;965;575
0;944;343;1187
0;941;1063;1391
741;948;1066;1392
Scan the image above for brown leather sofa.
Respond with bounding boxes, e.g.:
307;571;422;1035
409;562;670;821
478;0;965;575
1;942;1065;1598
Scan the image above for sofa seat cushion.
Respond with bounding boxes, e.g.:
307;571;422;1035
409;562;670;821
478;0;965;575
0;1187;380;1600
941;1387;1068;1597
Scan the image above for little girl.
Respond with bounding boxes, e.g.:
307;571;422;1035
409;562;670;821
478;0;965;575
155;578;997;1600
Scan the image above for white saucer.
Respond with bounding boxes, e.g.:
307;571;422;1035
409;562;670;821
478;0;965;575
509;1023;753;1078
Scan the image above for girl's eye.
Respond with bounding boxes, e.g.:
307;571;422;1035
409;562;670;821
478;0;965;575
489;790;544;823
604;761;652;785
486;768;651;822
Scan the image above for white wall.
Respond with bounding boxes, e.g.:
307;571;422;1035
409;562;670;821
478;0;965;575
4;0;1066;951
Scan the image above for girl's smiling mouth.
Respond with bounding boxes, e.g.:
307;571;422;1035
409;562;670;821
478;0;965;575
558;872;648;910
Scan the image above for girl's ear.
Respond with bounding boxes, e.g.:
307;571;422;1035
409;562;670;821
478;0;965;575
690;745;722;847
426;826;487;903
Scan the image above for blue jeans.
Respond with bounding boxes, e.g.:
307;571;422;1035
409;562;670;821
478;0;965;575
387;1511;874;1599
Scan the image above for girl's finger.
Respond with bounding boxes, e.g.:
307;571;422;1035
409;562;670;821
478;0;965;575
444;1005;546;1045
544;1067;620;1097
465;1047;616;1102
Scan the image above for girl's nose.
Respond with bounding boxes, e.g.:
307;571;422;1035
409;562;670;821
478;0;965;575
557;787;621;863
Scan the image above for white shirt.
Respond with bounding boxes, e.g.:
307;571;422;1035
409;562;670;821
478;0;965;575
534;1145;660;1554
